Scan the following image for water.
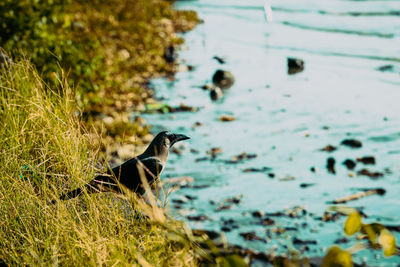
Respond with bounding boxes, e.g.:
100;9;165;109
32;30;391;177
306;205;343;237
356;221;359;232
143;0;400;264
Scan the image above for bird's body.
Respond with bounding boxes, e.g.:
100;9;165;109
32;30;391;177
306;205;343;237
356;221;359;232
59;131;190;201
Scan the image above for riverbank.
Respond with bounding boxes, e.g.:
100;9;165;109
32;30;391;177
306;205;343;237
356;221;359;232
0;1;203;265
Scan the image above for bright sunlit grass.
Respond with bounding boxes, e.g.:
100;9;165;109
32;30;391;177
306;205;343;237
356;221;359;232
0;61;199;266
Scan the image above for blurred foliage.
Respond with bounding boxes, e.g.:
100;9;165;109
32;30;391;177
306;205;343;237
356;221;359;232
323;211;398;266
0;0;199;158
322;246;352;267
0;0;102;92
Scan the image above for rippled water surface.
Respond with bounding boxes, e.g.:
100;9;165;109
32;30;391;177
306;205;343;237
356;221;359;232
144;0;400;264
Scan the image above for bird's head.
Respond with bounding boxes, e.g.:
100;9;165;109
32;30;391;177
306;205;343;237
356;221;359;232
145;131;190;157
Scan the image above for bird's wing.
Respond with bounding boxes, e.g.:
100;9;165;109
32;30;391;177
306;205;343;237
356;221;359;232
135;156;164;181
108;156;163;194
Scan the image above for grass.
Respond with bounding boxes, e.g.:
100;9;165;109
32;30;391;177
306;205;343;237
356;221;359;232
0;0;200;163
0;61;201;266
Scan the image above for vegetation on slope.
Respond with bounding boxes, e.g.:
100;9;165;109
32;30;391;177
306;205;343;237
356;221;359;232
0;61;201;266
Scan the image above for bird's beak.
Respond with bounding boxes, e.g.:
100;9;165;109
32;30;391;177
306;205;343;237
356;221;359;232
171;133;190;146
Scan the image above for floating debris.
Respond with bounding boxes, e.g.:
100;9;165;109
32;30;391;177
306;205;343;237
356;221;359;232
225;194;243;204
331;188;386;204
187;215;212;221
261;218;275;226
206;147;223;159
319;145;337;152
334;237;349;244
239;232;265;242
192;121;203;128
341;139;362;148
357;168;384;179
300;183;315;188
285;206;307;218
225;152;257;164
356;156;376;165
144;102;198;114
184;195;197;201
377;64;393;72
279;175;296;181
293;237;317;245
195;157;209;162
218;114;236;122
242;166;272;173
213;56;226;64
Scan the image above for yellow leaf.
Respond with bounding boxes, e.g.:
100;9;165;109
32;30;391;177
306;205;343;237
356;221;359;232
344;212;362;236
322;246;353;267
379;229;397;257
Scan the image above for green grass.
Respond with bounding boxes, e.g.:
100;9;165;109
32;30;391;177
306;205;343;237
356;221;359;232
0;61;199;266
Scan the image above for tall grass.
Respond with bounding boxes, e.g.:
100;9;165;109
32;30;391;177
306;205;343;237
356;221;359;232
0;61;198;266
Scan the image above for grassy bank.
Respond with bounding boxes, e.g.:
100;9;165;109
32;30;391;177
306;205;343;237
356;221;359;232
0;61;200;266
0;0;199;163
0;0;203;265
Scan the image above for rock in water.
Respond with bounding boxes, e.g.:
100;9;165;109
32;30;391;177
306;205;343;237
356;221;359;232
164;45;177;63
210;87;223;101
326;157;336;174
287;57;304;74
341;139;362;148
212;69;235;89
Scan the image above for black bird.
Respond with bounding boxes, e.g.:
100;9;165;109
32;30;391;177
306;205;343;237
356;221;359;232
59;131;190;201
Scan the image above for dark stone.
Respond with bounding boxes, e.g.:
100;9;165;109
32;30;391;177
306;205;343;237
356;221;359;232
212;69;235;89
326;157;336;174
210;87;223;101
356;156;376;165
252;211;264;218
287;57;304;74
342;159;356;170
310;166;316;173
268;172;275;178
164;45;177;63
341;139;362;148
293;237;317;245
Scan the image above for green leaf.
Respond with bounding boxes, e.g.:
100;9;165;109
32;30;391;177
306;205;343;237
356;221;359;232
378;229;397;257
216;255;247;267
322;246;353;267
344;212;362;236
